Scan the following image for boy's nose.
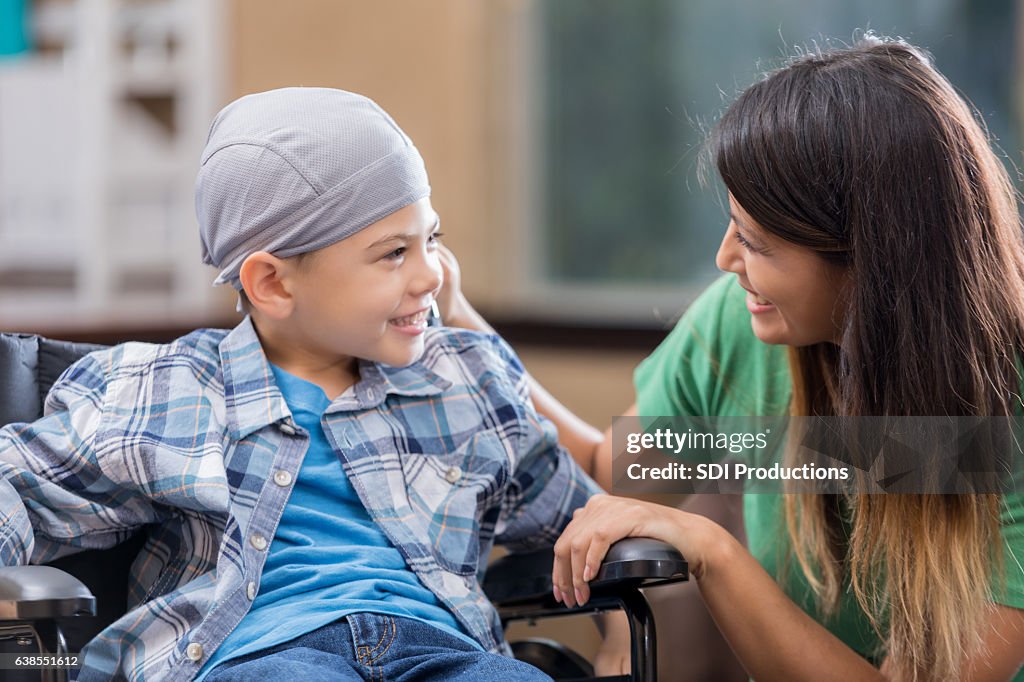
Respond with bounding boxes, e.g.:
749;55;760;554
415;252;444;296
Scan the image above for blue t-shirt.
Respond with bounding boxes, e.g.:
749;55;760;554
198;365;480;678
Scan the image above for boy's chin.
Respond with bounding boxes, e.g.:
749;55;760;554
377;342;426;368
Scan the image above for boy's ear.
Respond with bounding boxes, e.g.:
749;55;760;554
238;251;295;319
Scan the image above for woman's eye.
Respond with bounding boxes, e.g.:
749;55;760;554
734;230;756;251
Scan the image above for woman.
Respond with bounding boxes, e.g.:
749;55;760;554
442;36;1024;681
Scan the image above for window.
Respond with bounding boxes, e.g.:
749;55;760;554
494;0;1019;324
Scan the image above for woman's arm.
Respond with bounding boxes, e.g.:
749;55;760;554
437;245;610;484
553;495;883;681
436;247;640;672
697;524;884;681
706;544;1024;681
552;494;1024;682
956;605;1024;681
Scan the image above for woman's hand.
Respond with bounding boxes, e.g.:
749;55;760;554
435;244;493;333
552;494;723;607
434;244;463;322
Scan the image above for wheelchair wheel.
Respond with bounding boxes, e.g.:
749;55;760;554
511;638;594;679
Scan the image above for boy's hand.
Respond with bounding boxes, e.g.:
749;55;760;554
594;611;632;676
436;245;494;334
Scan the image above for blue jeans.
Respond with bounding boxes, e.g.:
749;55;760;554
204;613;554;681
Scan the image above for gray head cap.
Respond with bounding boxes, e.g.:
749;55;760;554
196;87;431;289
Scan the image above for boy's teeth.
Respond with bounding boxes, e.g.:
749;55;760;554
754;294;770;305
393;310;426;326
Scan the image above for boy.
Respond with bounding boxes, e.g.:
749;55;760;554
0;88;600;681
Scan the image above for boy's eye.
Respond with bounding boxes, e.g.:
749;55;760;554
386;246;407;260
429;231;445;244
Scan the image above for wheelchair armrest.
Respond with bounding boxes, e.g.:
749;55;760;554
0;566;97;620
483;537;687;606
590;537;689;588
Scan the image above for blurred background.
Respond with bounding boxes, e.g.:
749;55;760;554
0;0;1020;427
0;0;1020;673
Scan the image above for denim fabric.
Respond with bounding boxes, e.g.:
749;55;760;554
205;613;553;682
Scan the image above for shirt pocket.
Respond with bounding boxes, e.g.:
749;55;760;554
400;428;510;575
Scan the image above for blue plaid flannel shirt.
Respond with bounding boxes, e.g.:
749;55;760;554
0;318;601;681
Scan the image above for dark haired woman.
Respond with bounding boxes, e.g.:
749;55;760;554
441;36;1024;681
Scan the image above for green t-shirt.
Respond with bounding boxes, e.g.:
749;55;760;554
634;274;1024;670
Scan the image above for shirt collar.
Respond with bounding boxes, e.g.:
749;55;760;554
219;317;453;433
329;357;451;410
218;317;291;440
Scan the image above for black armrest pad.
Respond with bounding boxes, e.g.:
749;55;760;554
591;537;688;587
0;566;97;620
483;538;687;605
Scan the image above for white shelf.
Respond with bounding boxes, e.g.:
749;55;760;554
0;291;225;333
1;0;226;330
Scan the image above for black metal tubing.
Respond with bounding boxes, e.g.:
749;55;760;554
0;620;69;682
499;585;656;682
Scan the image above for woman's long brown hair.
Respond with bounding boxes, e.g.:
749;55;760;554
709;36;1024;680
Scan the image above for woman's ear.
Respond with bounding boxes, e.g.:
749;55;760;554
239;251;295;319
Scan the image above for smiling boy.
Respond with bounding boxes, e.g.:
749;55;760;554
0;88;599;681
235;197;443;400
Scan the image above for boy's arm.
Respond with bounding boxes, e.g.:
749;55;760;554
0;354;161;566
0;477;36;566
485;335;603;551
438;246;609;486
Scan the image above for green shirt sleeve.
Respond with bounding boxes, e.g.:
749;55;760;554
997;491;1024;609
634;274;790;418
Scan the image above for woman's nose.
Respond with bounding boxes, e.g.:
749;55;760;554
715;224;742;274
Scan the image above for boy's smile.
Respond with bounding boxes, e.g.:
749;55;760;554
388;307;432;335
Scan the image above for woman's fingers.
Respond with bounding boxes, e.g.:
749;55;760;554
574;510;619;605
434;244;463;321
437;244;461;283
552;530;575;605
553;501;589;606
554;496;702;607
553;495;625;607
581;534;613;600
569;532;592;605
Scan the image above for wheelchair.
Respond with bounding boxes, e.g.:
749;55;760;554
0;332;688;681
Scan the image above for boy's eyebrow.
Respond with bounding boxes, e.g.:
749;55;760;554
366;216;441;249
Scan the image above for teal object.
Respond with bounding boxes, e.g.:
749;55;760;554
0;0;31;57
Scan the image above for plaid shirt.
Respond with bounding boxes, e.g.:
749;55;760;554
0;318;599;681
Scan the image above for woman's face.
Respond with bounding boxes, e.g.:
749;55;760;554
715;194;849;346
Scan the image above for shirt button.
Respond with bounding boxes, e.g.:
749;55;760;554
246;581;257;600
278;420;296;436
249;534;268;551
366;389;375;401
445;466;462;484
186;642;204;662
273;470;293;487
